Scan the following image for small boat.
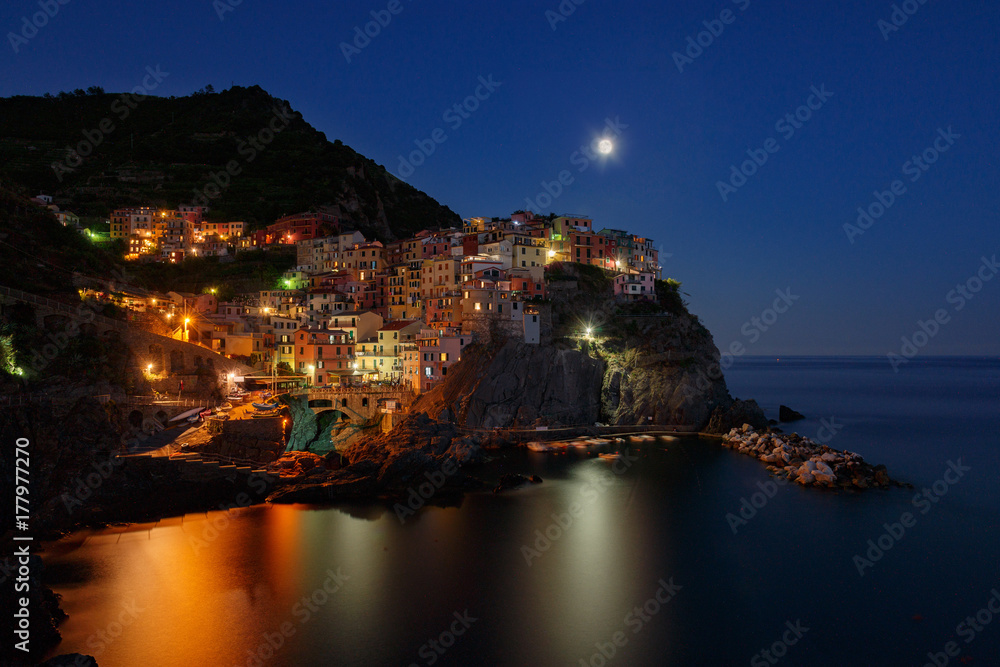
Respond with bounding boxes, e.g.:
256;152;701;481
629;434;655;443
252;402;277;410
586;438;612;446
169;406;207;423
571;440;592;449
218;402;233;411
598;452;623;461
526;441;554;452
660;435;678;442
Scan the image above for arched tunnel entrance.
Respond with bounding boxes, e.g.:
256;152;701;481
280;394;374;456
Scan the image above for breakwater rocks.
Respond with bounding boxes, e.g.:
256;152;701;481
722;424;904;489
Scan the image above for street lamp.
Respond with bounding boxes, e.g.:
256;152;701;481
184;317;190;342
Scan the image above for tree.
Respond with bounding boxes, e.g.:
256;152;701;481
87;86;105;95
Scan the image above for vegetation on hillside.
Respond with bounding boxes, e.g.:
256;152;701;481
0;181;126;294
0;85;461;240
125;249;297;297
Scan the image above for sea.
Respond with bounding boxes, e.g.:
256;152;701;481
40;356;1000;666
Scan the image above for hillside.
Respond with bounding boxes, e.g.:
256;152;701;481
0;85;460;240
0;182;125;294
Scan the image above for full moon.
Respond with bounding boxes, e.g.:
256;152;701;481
598;138;614;154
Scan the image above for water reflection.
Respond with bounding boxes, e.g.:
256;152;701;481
41;426;1000;666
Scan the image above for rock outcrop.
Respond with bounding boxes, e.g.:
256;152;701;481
409;263;757;432
705;399;769;434
266;413;486;505
779;405;806;422
722;425;904;489
599;316;733;428
459;341;605;428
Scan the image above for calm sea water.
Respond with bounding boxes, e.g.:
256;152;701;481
42;357;1000;666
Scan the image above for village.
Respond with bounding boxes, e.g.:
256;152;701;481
49;200;661;396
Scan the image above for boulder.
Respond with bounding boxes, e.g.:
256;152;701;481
706;400;769;434
493;473;533;494
779;405;806;422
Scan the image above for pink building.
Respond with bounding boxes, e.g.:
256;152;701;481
613;272;657;302
416;327;471;393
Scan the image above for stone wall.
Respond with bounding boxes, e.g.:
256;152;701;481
199;417;285;463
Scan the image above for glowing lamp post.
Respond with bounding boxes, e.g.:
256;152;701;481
184;317;191;342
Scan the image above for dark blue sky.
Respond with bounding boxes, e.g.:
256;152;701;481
3;0;998;356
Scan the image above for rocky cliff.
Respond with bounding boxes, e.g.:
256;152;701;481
426;341;606;429
413;263;766;432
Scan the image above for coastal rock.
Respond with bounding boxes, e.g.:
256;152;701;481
779;405;806;422
446;437;486;466
493;473;533;494
463;341;606;429
722;426;904;490
377;450;436;488
705;400;769;434
266;472;380;503
410;280;741;432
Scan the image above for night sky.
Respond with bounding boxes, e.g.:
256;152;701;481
2;0;998;356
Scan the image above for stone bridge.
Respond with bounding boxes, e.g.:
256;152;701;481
1;284;252;383
292;386;414;419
